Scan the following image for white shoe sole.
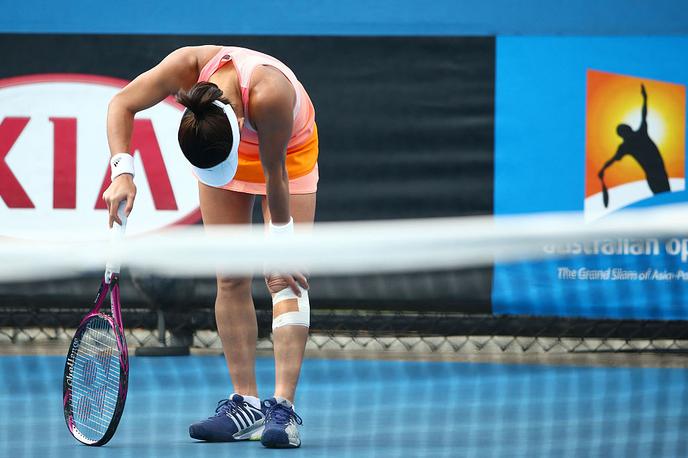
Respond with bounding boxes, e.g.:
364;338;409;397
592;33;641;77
233;420;265;441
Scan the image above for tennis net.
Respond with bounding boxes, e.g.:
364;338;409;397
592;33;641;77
1;205;687;457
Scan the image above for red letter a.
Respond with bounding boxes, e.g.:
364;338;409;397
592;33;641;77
95;119;178;210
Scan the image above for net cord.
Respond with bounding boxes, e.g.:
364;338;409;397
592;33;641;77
2;203;688;280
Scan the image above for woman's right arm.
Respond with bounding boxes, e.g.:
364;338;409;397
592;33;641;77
103;46;204;226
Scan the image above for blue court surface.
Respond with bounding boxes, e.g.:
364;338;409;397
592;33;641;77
1;355;687;458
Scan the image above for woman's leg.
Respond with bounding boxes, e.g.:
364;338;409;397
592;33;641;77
262;193;316;402
199;182;258;397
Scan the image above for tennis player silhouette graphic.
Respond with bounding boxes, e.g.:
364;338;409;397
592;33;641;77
597;84;670;207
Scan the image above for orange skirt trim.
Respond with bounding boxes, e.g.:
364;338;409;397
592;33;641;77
222;164;319;196
233;123;319;183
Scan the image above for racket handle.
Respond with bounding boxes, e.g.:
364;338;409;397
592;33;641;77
111;201;128;239
105;202;128;282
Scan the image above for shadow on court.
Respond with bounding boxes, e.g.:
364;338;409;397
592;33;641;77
1;355;687;457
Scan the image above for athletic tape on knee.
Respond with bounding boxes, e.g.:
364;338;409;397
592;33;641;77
272;286;310;330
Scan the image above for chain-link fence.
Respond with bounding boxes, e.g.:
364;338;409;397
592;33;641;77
3;268;688;355
3;305;688;354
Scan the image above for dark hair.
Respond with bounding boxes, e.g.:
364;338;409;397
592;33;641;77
176;82;234;168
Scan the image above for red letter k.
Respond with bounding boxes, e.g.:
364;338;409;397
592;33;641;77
0;117;34;208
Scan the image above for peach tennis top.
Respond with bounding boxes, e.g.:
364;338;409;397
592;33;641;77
197;46;319;194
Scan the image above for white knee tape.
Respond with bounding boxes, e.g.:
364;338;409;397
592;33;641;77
272;286;310;330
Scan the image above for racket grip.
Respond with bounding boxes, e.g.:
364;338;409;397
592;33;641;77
105;202;128;282
111;201;128;238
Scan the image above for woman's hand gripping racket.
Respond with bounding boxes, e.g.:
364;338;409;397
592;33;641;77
63;203;129;446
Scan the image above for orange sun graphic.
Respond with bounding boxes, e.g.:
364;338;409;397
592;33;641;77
585;70;685;200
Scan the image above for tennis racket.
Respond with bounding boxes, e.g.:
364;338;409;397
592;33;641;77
600;176;609;208
63;204;129;446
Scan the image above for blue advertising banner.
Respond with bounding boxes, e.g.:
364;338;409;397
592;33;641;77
1;0;686;36
494;37;688;319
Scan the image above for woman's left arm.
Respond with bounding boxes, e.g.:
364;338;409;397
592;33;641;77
251;69;309;294
251;70;297;225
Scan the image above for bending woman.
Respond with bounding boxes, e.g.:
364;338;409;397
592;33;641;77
102;45;317;449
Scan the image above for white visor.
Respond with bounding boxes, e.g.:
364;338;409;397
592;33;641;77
190;99;241;187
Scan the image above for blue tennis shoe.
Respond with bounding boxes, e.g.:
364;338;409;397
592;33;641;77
261;397;303;448
189;394;265;442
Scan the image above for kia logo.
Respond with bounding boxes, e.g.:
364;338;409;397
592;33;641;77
0;74;201;240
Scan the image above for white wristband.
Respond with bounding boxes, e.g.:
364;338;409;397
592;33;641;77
265;218;294;274
269;217;294;237
110;153;135;181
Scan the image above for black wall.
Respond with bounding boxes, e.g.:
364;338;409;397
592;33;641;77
0;34;494;220
0;34;494;314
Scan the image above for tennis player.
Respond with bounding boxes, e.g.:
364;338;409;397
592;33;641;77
102;45;316;448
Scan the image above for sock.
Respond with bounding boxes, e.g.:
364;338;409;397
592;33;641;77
243;395;261;410
274;396;294;409
231;392;261;410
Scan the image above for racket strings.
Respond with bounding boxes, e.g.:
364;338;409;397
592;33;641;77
71;316;121;441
